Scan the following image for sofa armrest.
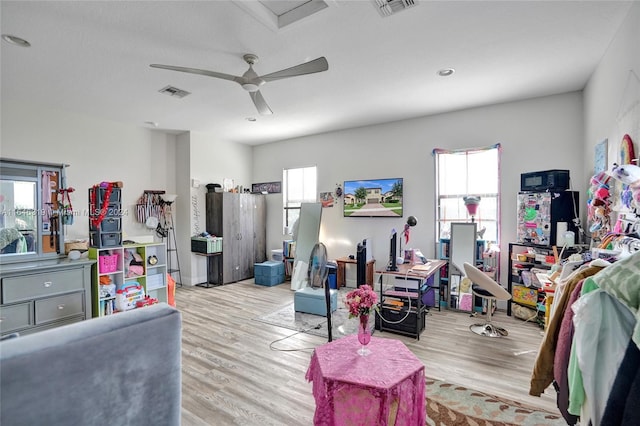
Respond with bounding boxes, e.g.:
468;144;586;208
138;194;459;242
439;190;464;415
1;303;182;426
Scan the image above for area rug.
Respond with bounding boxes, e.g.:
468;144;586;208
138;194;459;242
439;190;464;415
426;377;564;426
254;302;370;339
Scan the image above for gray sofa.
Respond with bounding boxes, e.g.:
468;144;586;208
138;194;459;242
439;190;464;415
1;303;182;426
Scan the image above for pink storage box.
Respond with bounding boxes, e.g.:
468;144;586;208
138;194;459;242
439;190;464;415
99;254;119;273
459;293;473;311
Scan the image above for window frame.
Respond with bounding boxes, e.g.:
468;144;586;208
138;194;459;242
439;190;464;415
282;165;317;233
433;145;501;246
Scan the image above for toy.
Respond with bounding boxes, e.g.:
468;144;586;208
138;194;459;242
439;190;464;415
115;282;145;311
135;295;159;308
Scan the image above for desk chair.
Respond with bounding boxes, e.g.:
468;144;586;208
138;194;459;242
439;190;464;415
463;262;512;338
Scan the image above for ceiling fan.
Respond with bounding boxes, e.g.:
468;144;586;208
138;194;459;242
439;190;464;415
150;54;329;115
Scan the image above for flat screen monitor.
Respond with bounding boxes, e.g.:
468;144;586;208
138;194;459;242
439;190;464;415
343;178;403;218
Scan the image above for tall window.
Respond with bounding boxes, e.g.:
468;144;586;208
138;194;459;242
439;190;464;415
283;166;317;233
434;144;501;244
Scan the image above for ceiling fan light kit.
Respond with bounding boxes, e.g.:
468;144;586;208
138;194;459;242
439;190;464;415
150;54;329;115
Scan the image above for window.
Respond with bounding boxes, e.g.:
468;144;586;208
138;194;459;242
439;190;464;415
434;145;501;244
283;166;317;233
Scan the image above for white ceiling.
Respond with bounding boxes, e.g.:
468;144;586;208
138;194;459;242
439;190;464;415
1;1;634;146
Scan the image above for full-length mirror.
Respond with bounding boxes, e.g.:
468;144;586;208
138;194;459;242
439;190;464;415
448;222;477;310
291;202;322;290
0;159;66;261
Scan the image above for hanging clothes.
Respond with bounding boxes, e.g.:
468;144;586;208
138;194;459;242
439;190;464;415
529;264;605;396
552;280;584;425
601;340;640;426
567;283;635;424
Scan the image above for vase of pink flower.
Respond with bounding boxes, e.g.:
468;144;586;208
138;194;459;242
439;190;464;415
345;285;378;356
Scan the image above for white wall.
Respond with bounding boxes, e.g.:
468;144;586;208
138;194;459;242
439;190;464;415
1;102;177;243
584;3;640;176
185;131;253;285
253;92;584;285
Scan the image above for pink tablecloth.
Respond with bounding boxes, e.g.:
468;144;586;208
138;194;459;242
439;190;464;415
305;334;425;426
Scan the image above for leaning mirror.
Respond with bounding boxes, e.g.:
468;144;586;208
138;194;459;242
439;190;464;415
0;159;66;262
448;222;477;310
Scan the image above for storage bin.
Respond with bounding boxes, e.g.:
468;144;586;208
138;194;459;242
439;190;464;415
254;260;285;286
271;249;284;262
89;202;122;218
190;237;222;254
375;306;425;334
326;263;337;289
512;285;538;307
98;254;119;273
146;274;165;291
89;231;122;248
294;287;338;315
90;217;121;233
88;187;121;208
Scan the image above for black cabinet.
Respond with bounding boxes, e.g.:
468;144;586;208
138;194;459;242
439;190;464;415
206;192;266;284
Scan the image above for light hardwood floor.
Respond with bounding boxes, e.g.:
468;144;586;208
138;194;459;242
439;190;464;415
177;281;559;425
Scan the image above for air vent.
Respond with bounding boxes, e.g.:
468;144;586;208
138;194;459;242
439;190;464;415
158;85;191;98
374;0;417;17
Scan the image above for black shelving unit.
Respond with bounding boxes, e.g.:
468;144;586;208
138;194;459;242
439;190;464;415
507;242;584;316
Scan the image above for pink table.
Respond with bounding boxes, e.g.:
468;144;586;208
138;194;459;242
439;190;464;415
305;334;425;425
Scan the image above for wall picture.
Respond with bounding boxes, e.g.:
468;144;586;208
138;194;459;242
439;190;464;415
594;139;608;173
320;192;334;208
343;178;403;217
251;181;281;194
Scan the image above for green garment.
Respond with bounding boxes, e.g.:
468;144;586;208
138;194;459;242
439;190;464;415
567;277;599;416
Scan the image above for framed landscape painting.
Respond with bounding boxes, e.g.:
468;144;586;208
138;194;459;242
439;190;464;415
343;178;403;217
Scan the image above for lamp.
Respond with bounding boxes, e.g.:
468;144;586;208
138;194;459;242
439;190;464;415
400;215;418;260
160;193;178;205
387;216;418;271
463;196;481;223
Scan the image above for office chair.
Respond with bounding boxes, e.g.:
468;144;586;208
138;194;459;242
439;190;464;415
463;262;512;337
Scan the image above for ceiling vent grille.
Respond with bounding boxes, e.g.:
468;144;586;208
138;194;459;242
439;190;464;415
159;85;191;98
374;0;417;17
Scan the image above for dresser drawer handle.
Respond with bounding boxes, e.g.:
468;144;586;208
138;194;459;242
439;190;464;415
58;304;65;310
44;281;53;288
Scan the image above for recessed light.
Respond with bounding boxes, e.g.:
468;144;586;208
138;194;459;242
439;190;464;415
2;34;31;47
246;117;257;122
437;68;455;77
145;121;159;127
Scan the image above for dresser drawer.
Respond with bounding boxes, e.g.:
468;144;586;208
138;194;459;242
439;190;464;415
0;302;33;333
2;269;84;304
35;292;84;324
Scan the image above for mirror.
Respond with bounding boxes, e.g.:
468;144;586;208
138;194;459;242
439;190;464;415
0;180;37;255
291;202;322;290
0;159;65;261
448;222;477;310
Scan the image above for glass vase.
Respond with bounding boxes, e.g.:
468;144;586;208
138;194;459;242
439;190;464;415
357;314;371;356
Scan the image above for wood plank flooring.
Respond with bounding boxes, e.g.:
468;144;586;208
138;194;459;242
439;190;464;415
177;281;559;425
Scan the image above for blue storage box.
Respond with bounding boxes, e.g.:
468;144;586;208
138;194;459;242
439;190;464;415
294;287;338;316
326;263;337;289
254;261;285;286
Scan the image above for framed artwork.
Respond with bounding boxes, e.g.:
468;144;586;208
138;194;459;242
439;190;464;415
594;139;608;173
343;177;403;217
251;181;281;194
320;192;334;208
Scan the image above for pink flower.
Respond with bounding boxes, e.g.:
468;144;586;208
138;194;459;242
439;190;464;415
345;285;378;319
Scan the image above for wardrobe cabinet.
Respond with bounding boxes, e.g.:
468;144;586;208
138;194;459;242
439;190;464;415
206;192;266;284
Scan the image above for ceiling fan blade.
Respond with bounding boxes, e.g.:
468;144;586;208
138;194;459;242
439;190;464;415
261;57;328;82
249;91;273;115
150;64;241;83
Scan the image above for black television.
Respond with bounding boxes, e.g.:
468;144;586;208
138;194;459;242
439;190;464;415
343;178;403;218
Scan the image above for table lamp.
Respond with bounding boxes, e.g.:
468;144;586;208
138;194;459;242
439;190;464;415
463;196;481;223
400;215;418;260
